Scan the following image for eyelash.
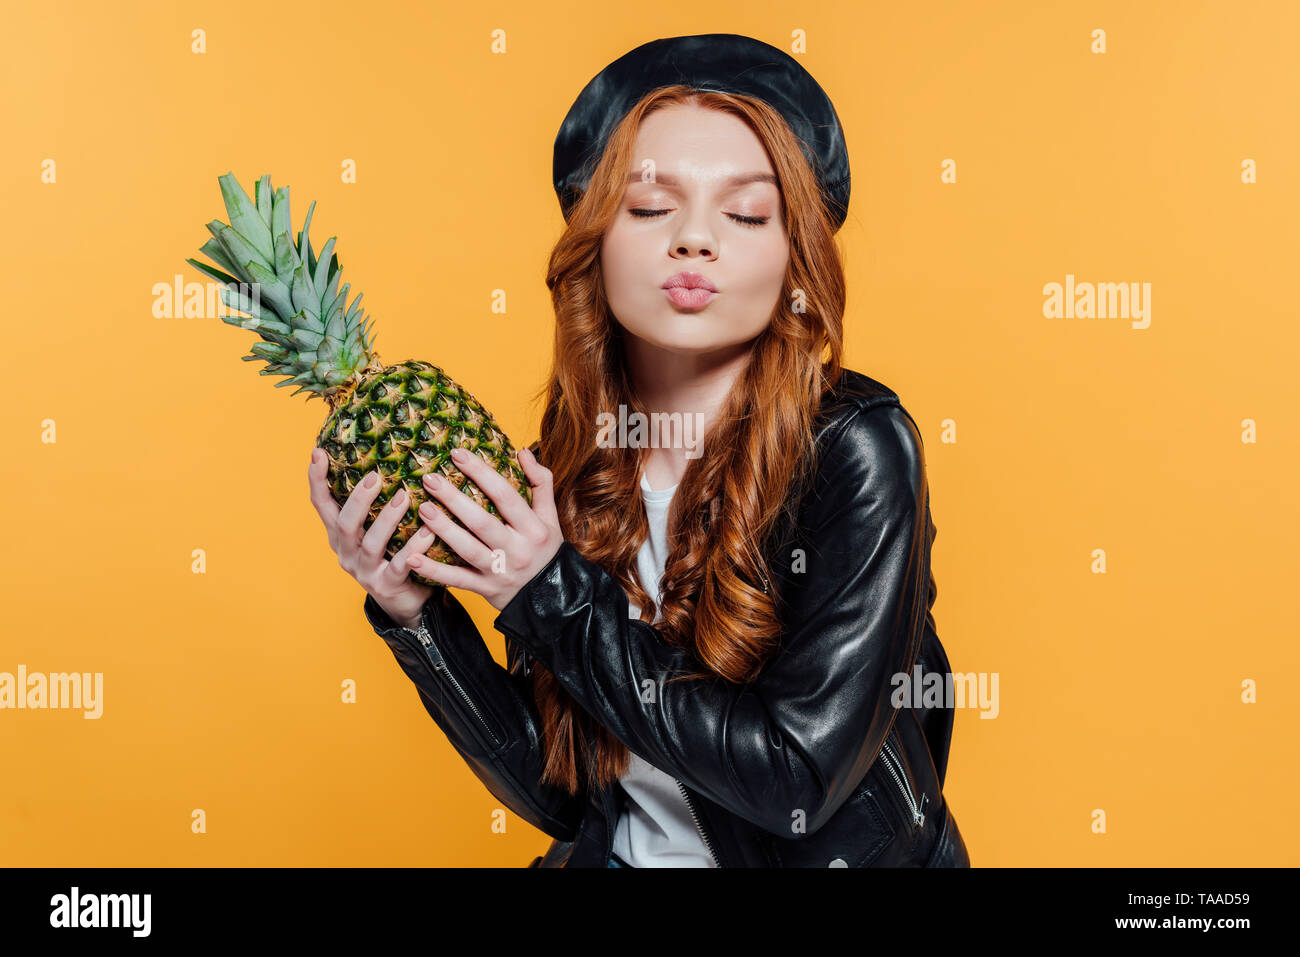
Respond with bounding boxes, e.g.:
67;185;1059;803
628;208;769;228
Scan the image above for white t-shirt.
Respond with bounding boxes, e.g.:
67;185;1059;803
610;471;719;867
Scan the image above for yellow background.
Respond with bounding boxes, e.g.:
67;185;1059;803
2;0;1296;866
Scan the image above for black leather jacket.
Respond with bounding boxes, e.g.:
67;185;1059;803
362;368;970;867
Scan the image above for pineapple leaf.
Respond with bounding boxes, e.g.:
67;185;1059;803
296;200;316;262
271;186;294;256
218;283;263;318
211;222;273;279
251;321;293;338
186;257;238;288
273;229;299;280
313;237;336;300
274;370;317;389
219;313;263;331
291;327;324;351
344;291;364;322
245;260;296;319
324;298;346;338
290;261;319;318
324;260;341;305
250;342;290;361
254;175;274;230
196;238;242;278
217;172;275;267
322;289;344;330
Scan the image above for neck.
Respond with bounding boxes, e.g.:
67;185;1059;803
623;338;749;429
622;336;751;487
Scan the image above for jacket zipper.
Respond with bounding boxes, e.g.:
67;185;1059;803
880;734;927;829
675;779;722;867
400;616;503;750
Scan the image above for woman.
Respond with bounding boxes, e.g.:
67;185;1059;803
309;34;969;868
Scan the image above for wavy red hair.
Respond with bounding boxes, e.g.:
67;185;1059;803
527;84;847;795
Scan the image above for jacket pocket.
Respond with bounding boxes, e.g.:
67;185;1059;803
764;782;896;868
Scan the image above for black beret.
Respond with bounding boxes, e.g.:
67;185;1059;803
553;33;851;232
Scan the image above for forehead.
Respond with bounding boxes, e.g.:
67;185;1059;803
629;104;775;179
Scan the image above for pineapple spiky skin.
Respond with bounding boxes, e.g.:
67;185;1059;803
186;171;533;586
316;359;532;586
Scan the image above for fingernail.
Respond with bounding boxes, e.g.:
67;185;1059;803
391;489;407;508
420;502;437;519
311;448;320;464
364;472;379;488
451;447;467;461
424;473;441;489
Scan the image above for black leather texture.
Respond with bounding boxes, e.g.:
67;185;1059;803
363;367;969;867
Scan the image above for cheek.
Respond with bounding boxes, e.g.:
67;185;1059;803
600;226;645;299
738;237;790;304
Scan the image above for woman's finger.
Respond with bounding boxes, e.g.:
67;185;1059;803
449;447;536;531
360;485;412;562
337;469;385;548
519;447;558;524
405;551;485;591
418;497;499;572
307;448;341;526
423;469;513;554
383;525;436;583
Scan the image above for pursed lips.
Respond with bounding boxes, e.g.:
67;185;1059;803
661;271;717;292
661;273;719;309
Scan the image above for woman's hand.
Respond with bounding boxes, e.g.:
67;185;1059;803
308;447;436;632
413;446;563;611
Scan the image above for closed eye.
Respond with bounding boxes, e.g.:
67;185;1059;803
628;208;768;228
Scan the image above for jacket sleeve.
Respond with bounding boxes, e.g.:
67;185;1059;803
492;403;932;839
363;586;584;842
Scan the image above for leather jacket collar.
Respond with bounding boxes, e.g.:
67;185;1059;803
363;367;969;867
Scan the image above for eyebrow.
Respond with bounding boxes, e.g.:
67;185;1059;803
626;171;777;188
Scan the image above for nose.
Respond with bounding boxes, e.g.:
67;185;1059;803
671;240;715;260
669;210;718;262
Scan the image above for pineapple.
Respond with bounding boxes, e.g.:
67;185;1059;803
186;171;531;586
